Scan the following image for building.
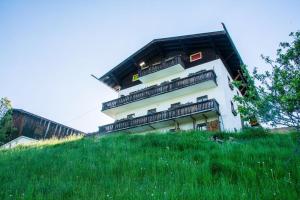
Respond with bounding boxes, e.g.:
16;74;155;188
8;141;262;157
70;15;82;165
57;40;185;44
1;136;37;149
1;109;84;148
95;24;246;134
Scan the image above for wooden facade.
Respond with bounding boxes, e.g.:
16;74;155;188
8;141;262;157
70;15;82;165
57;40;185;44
118;48;219;90
97;26;245;93
8;109;84;141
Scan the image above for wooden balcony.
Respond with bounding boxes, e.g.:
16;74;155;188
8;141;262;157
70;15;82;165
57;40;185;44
99;99;219;134
138;56;185;79
102;70;217;111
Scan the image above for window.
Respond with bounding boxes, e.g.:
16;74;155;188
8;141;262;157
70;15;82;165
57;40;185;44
127;114;135;119
132;74;139;82
196;123;207;131
113;85;121;91
171;77;180;82
190;52;203;62
231;101;237;116
147;108;156;115
197;95;208;103
170;102;180;109
228;76;234;90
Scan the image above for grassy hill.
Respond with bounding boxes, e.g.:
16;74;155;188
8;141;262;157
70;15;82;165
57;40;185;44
0;130;300;200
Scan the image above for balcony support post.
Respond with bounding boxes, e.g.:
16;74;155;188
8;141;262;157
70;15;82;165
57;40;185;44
175;121;180;131
202;114;208;124
171;119;179;130
190;115;196;130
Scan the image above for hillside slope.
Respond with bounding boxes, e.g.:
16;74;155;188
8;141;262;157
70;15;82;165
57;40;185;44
0;130;300;200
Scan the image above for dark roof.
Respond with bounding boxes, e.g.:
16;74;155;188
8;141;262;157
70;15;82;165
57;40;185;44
96;23;244;89
13;109;85;134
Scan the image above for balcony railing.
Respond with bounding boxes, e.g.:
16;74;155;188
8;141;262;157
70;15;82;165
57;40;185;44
99;99;219;134
102;70;217;111
138;56;185;77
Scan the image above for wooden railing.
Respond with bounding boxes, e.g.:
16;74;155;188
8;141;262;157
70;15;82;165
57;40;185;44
138;56;185;77
99;99;219;134
102;70;217;111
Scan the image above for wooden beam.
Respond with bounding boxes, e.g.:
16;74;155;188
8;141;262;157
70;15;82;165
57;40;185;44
44;121;50;138
91;74;99;80
234;72;241;81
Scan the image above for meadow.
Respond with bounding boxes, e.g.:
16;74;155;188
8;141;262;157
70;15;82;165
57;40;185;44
0;129;299;200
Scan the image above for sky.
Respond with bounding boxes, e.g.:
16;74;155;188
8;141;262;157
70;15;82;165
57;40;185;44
0;0;299;133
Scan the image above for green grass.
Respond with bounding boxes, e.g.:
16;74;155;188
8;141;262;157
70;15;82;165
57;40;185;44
0;130;300;200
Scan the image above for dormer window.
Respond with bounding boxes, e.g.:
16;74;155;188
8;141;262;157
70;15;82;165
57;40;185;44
147;108;157;115
127;114;135;119
170;102;180;109
190;52;203;62
197;95;208;103
139;61;146;67
171;77;180;82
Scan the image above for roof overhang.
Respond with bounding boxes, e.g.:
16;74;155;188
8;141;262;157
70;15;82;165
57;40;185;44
95;23;244;90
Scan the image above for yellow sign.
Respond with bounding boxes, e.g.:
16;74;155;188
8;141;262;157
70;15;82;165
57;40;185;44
132;74;139;82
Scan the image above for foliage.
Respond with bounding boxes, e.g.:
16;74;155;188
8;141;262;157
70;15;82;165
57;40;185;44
213;127;269;140
0;98;15;144
234;31;300;130
0;130;299;199
0;97;11;120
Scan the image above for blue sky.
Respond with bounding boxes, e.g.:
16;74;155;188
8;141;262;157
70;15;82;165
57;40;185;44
0;0;299;132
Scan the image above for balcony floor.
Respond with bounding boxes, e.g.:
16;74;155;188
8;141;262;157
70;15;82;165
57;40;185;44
103;79;217;118
139;63;185;83
105;108;219;134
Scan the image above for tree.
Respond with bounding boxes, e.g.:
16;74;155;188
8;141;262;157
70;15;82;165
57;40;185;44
0;97;11;120
234;31;300;131
0;97;15;144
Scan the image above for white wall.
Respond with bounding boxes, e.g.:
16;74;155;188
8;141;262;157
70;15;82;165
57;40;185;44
1;136;37;149
112;59;243;131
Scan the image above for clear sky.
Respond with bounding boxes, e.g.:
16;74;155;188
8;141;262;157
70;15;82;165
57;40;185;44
0;0;299;133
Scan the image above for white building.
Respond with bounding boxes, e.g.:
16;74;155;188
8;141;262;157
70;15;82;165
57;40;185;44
1;136;37;149
96;25;246;134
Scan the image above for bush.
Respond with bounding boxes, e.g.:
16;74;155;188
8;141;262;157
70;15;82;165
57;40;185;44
236;127;269;139
0;109;16;144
